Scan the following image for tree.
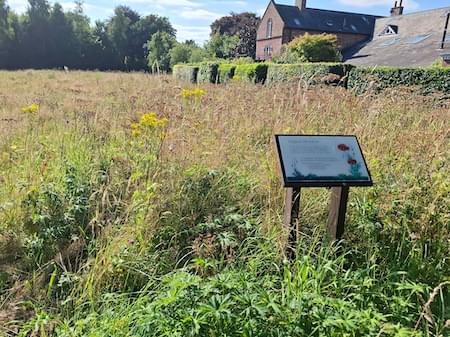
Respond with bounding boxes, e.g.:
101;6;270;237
0;2;176;71
146;31;176;73
206;33;239;59
210;12;259;59
22;0;52;68
284;33;342;63
170;42;192;67
49;3;73;67
0;0;13;68
106;6;140;70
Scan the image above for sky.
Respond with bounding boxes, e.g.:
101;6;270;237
6;0;450;43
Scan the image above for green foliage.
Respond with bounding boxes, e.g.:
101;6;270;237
206;33;239;59
218;63;236;83
0;2;175;70
197;62;219;84
280;33;342;63
152;166;258;268
348;66;450;94
173;64;199;83
210;12;260;59
266;63;353;86
21;165;92;267
234;63;268;83
146;31;176;73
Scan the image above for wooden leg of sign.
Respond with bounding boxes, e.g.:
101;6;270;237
327;186;350;241
284;187;301;258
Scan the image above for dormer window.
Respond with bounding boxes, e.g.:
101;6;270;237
266;19;273;38
380;24;399;36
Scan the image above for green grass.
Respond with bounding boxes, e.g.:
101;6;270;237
0;70;449;336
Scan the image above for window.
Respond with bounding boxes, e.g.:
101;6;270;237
264;45;273;59
380;25;399;36
266;19;273;38
406;34;431;44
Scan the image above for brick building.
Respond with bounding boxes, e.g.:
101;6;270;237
256;0;380;60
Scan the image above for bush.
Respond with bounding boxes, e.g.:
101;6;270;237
266;63;353;86
282;33;342;63
234;63;268;84
197;63;220;84
348;66;450;94
173;65;199;83
218;64;236;83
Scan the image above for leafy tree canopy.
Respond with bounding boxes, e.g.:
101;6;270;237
210;12;259;59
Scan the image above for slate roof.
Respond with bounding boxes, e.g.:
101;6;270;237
344;7;450;67
274;4;380;36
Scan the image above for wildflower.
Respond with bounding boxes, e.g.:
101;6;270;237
130;123;140;130
139;112;168;128
131;129;142;138
181;88;206;99
21;103;39;114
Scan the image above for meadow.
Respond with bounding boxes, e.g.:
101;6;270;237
0;70;449;336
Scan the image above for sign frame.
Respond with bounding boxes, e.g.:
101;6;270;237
275;134;373;188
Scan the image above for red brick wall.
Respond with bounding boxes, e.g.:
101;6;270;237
256;2;285;60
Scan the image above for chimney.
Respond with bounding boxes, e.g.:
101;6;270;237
390;0;404;16
296;0;307;10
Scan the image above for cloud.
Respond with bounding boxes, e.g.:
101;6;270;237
337;0;419;10
174;24;211;44
179;8;223;21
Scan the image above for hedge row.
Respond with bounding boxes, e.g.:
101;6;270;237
266;63;352;86
173;63;450;94
347;66;450;94
173;65;198;83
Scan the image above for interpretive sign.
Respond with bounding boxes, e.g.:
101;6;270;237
275;135;373;187
275;135;373;255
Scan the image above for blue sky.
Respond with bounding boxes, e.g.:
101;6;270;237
7;0;450;43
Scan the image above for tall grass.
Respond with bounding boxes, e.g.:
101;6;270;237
0;70;449;336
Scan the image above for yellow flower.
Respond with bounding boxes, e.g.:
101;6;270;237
181;88;206;99
139;112;168;128
131;129;142;138
130;123;140;130
22;103;39;114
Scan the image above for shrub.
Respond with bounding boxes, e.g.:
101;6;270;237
197;62;220;84
348;66;450;94
218;64;236;83
173;65;199;83
281;33;342;63
266;63;353;86
234;63;268;84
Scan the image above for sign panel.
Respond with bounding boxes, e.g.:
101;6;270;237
275;135;373;187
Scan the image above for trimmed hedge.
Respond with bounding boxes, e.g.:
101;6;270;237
197;63;219;84
172;63;450;95
234;64;268;84
348;66;450;94
218;64;236;83
173;65;199;83
266;63;354;86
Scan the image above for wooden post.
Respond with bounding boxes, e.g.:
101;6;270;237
284;187;301;258
327;186;350;240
